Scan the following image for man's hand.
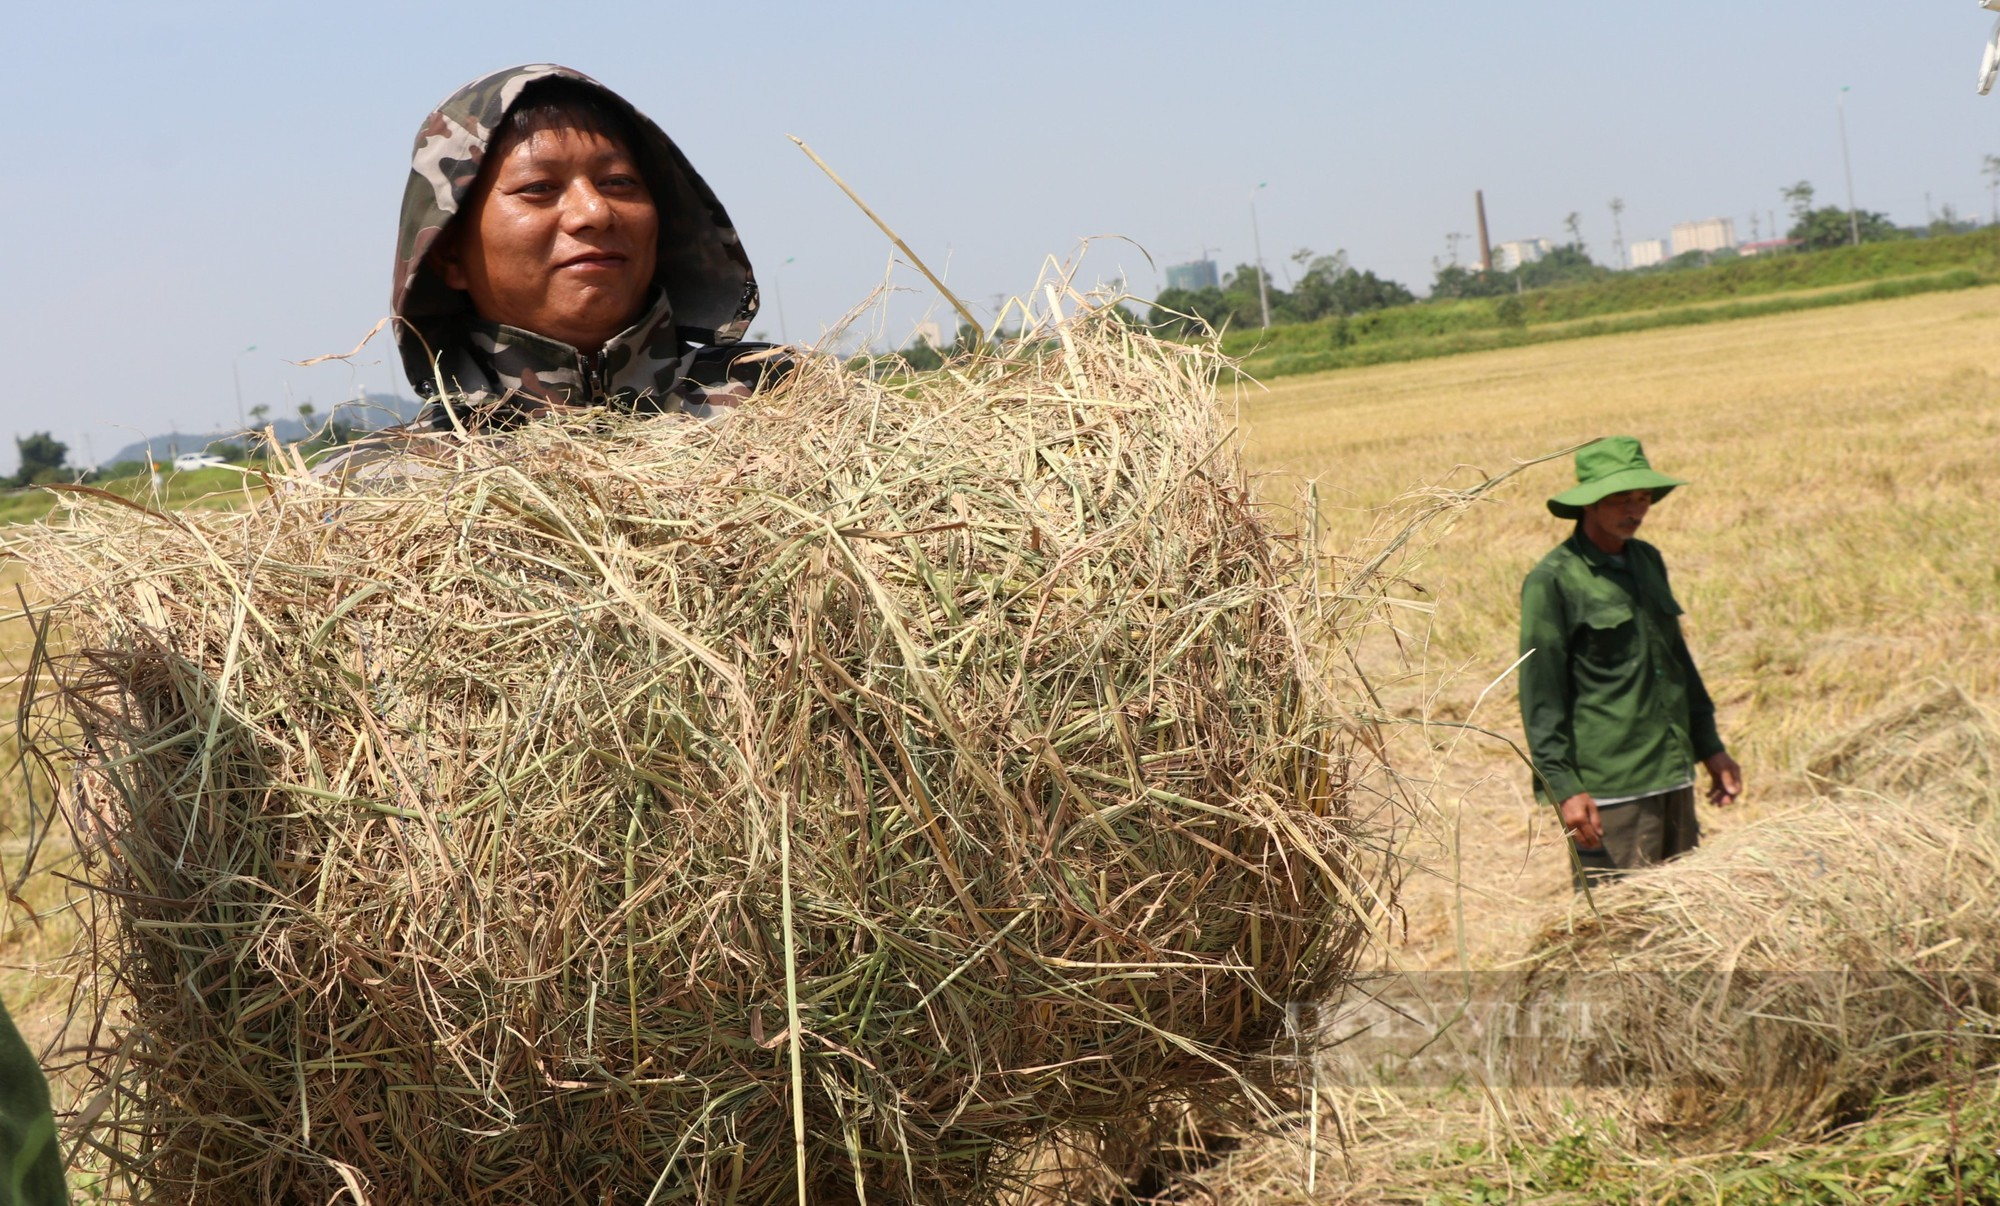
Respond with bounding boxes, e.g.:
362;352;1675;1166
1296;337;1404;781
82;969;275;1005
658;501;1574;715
1704;751;1743;807
1559;792;1604;849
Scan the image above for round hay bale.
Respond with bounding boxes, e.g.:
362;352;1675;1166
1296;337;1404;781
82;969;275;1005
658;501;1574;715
15;315;1388;1204
1507;783;2000;1144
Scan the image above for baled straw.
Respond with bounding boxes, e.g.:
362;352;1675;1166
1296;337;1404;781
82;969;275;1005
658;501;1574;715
13;311;1395;1204
1505;692;2000;1145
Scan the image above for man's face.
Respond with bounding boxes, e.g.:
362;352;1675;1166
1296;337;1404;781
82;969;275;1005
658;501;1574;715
437;123;660;353
1581;488;1653;548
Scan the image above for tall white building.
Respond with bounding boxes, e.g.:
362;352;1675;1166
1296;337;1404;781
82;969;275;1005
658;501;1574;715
1163;259;1221;292
1495;237;1554;271
1670;218;1738;257
1629;239;1669;269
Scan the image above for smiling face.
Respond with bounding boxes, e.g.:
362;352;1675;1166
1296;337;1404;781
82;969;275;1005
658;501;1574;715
435;122;660;352
1580;488;1654;552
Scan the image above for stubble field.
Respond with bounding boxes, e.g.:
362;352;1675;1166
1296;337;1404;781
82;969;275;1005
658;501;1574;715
1211;282;2000;1201
1235;283;2000;963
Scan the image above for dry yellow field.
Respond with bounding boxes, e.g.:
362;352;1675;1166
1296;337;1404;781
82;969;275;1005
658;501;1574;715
0;561;82;1074
1236;285;2000;967
1186;285;2000;1204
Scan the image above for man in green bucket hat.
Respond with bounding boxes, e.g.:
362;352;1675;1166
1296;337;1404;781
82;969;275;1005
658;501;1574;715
1518;436;1743;887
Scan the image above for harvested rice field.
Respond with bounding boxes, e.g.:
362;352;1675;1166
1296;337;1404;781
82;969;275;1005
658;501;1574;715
1196;282;2000;1202
1237;282;2000;968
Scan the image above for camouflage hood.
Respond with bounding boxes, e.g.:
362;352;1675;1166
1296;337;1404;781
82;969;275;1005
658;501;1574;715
391;64;760;415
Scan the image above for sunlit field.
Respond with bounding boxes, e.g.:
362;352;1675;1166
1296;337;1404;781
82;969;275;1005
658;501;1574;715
1247;280;2000;770
0;560;83;1087
1220;282;2000;971
1211;282;2000;1202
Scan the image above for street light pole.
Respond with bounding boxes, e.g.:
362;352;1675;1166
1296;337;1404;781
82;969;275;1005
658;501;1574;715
231;344;256;430
1837;86;1861;247
1250;182;1271;330
774;257;794;344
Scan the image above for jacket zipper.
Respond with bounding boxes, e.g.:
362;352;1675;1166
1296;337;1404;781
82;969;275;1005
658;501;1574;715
582;351;610;404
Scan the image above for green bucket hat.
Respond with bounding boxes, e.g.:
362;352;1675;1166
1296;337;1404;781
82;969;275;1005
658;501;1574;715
1547;436;1686;519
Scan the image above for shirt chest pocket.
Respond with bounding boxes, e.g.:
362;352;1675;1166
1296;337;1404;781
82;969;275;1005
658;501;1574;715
1579;599;1640;666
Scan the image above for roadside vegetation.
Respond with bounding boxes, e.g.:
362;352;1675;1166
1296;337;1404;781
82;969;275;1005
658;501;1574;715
0;411;341;525
0;465;270;527
1129;214;2000;384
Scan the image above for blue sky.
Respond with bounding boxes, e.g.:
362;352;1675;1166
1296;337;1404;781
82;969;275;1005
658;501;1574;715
3;1;1996;470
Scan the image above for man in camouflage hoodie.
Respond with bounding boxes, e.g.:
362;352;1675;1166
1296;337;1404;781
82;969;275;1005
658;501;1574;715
388;64;783;434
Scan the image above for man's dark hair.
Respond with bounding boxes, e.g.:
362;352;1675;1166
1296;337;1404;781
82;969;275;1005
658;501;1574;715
500;77;641;150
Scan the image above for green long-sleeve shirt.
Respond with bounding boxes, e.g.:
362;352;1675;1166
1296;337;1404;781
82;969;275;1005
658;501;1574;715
0;1002;64;1206
1518;530;1724;805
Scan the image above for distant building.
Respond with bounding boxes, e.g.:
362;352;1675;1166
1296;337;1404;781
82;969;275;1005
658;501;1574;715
1629;239;1669;269
1494;238;1554;272
1738;239;1800;257
907;320;945;350
1670;217;1738;258
1164;258;1221;292
1163;259;1221;292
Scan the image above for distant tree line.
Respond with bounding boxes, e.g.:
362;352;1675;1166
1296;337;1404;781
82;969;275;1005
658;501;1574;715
1775;180;1897;251
8;432;70;487
878;173;1964;367
895;322;993;372
6;406;360;490
1429;245;1608;300
1146;250;1416;336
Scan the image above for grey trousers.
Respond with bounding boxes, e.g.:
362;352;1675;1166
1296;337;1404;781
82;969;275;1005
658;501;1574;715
1570;785;1699;890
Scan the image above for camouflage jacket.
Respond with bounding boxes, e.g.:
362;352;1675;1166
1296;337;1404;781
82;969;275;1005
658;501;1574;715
390;63;782;432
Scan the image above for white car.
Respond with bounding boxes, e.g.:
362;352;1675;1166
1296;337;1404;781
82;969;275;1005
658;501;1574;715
171;454;229;472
